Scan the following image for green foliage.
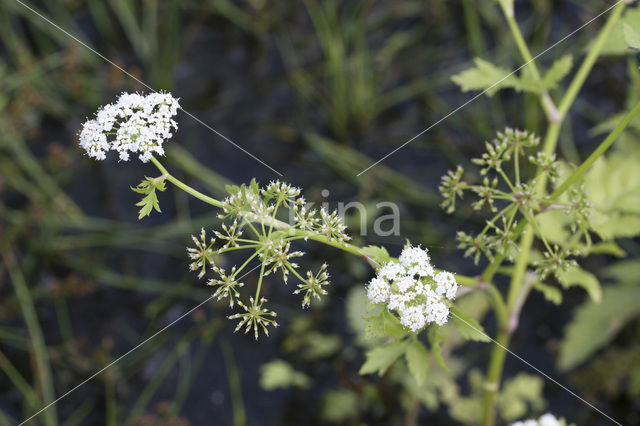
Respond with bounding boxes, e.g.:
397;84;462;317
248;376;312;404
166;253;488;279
259;360;311;390
359;341;406;376
451;58;521;96
598;8;640;55
496;373;546;422
428;326;448;372
556;265;601;303
131;176;166;219
532;280;562;305
623;23;640;50
559;265;640;371
281;317;341;360
449;304;491;342
583;149;640;239
321;390;360;423
451;55;572;97
540;55;573;91
405;339;429;386
359;245;391;266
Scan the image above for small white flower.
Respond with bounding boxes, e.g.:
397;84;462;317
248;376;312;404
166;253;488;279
79;91;180;162
427;301;450;326
367;277;390;304
511;413;562;426
399;245;430;268
434;271;459;300
378;261;404;281
538;414;561;426
396;275;416;293
400;305;426;332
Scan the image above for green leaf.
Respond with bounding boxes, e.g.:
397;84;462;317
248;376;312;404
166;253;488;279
363;309;385;340
259;360;310;390
604;260;640;284
582;150;640;239
451;58;521;96
556;265;601;303
321;390;359;423
559;286;640;371
359;245;391;266
540;55;573;91
449;304;490;342
532;281;562;305
131;176;166;220
578;241;626;258
597;9;640;55
428;326;449;372
405;340;429;386
623;22;640;50
496;373;545;422
383;309;408;339
359;341;406;376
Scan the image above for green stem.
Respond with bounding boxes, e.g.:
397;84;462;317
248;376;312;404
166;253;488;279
480;4;628;425
498;0;559;123
151;157;222;208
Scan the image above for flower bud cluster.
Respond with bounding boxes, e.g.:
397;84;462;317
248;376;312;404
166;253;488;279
366;245;459;332
187;179;351;339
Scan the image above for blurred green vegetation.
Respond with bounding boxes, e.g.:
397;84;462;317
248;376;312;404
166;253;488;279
1;0;639;425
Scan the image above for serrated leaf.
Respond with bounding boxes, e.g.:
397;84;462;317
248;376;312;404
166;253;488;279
405;340;429;386
556;265;601;303
623;22;640;50
451;58;521;96
449;304;490;342
131;176;166;220
559;286;640;371
540;55;573;90
359;342;406;376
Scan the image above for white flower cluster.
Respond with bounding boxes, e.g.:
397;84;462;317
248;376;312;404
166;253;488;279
366;245;459;332
79;92;180;162
512;413;563;426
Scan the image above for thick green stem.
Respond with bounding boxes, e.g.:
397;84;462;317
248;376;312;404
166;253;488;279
480;4;628;425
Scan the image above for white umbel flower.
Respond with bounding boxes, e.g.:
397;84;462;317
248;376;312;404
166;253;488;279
366;277;390;304
79;91;180;162
434;271;459;300
512;413;563;426
538;414;562;426
366;244;459;332
400;305;426;332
